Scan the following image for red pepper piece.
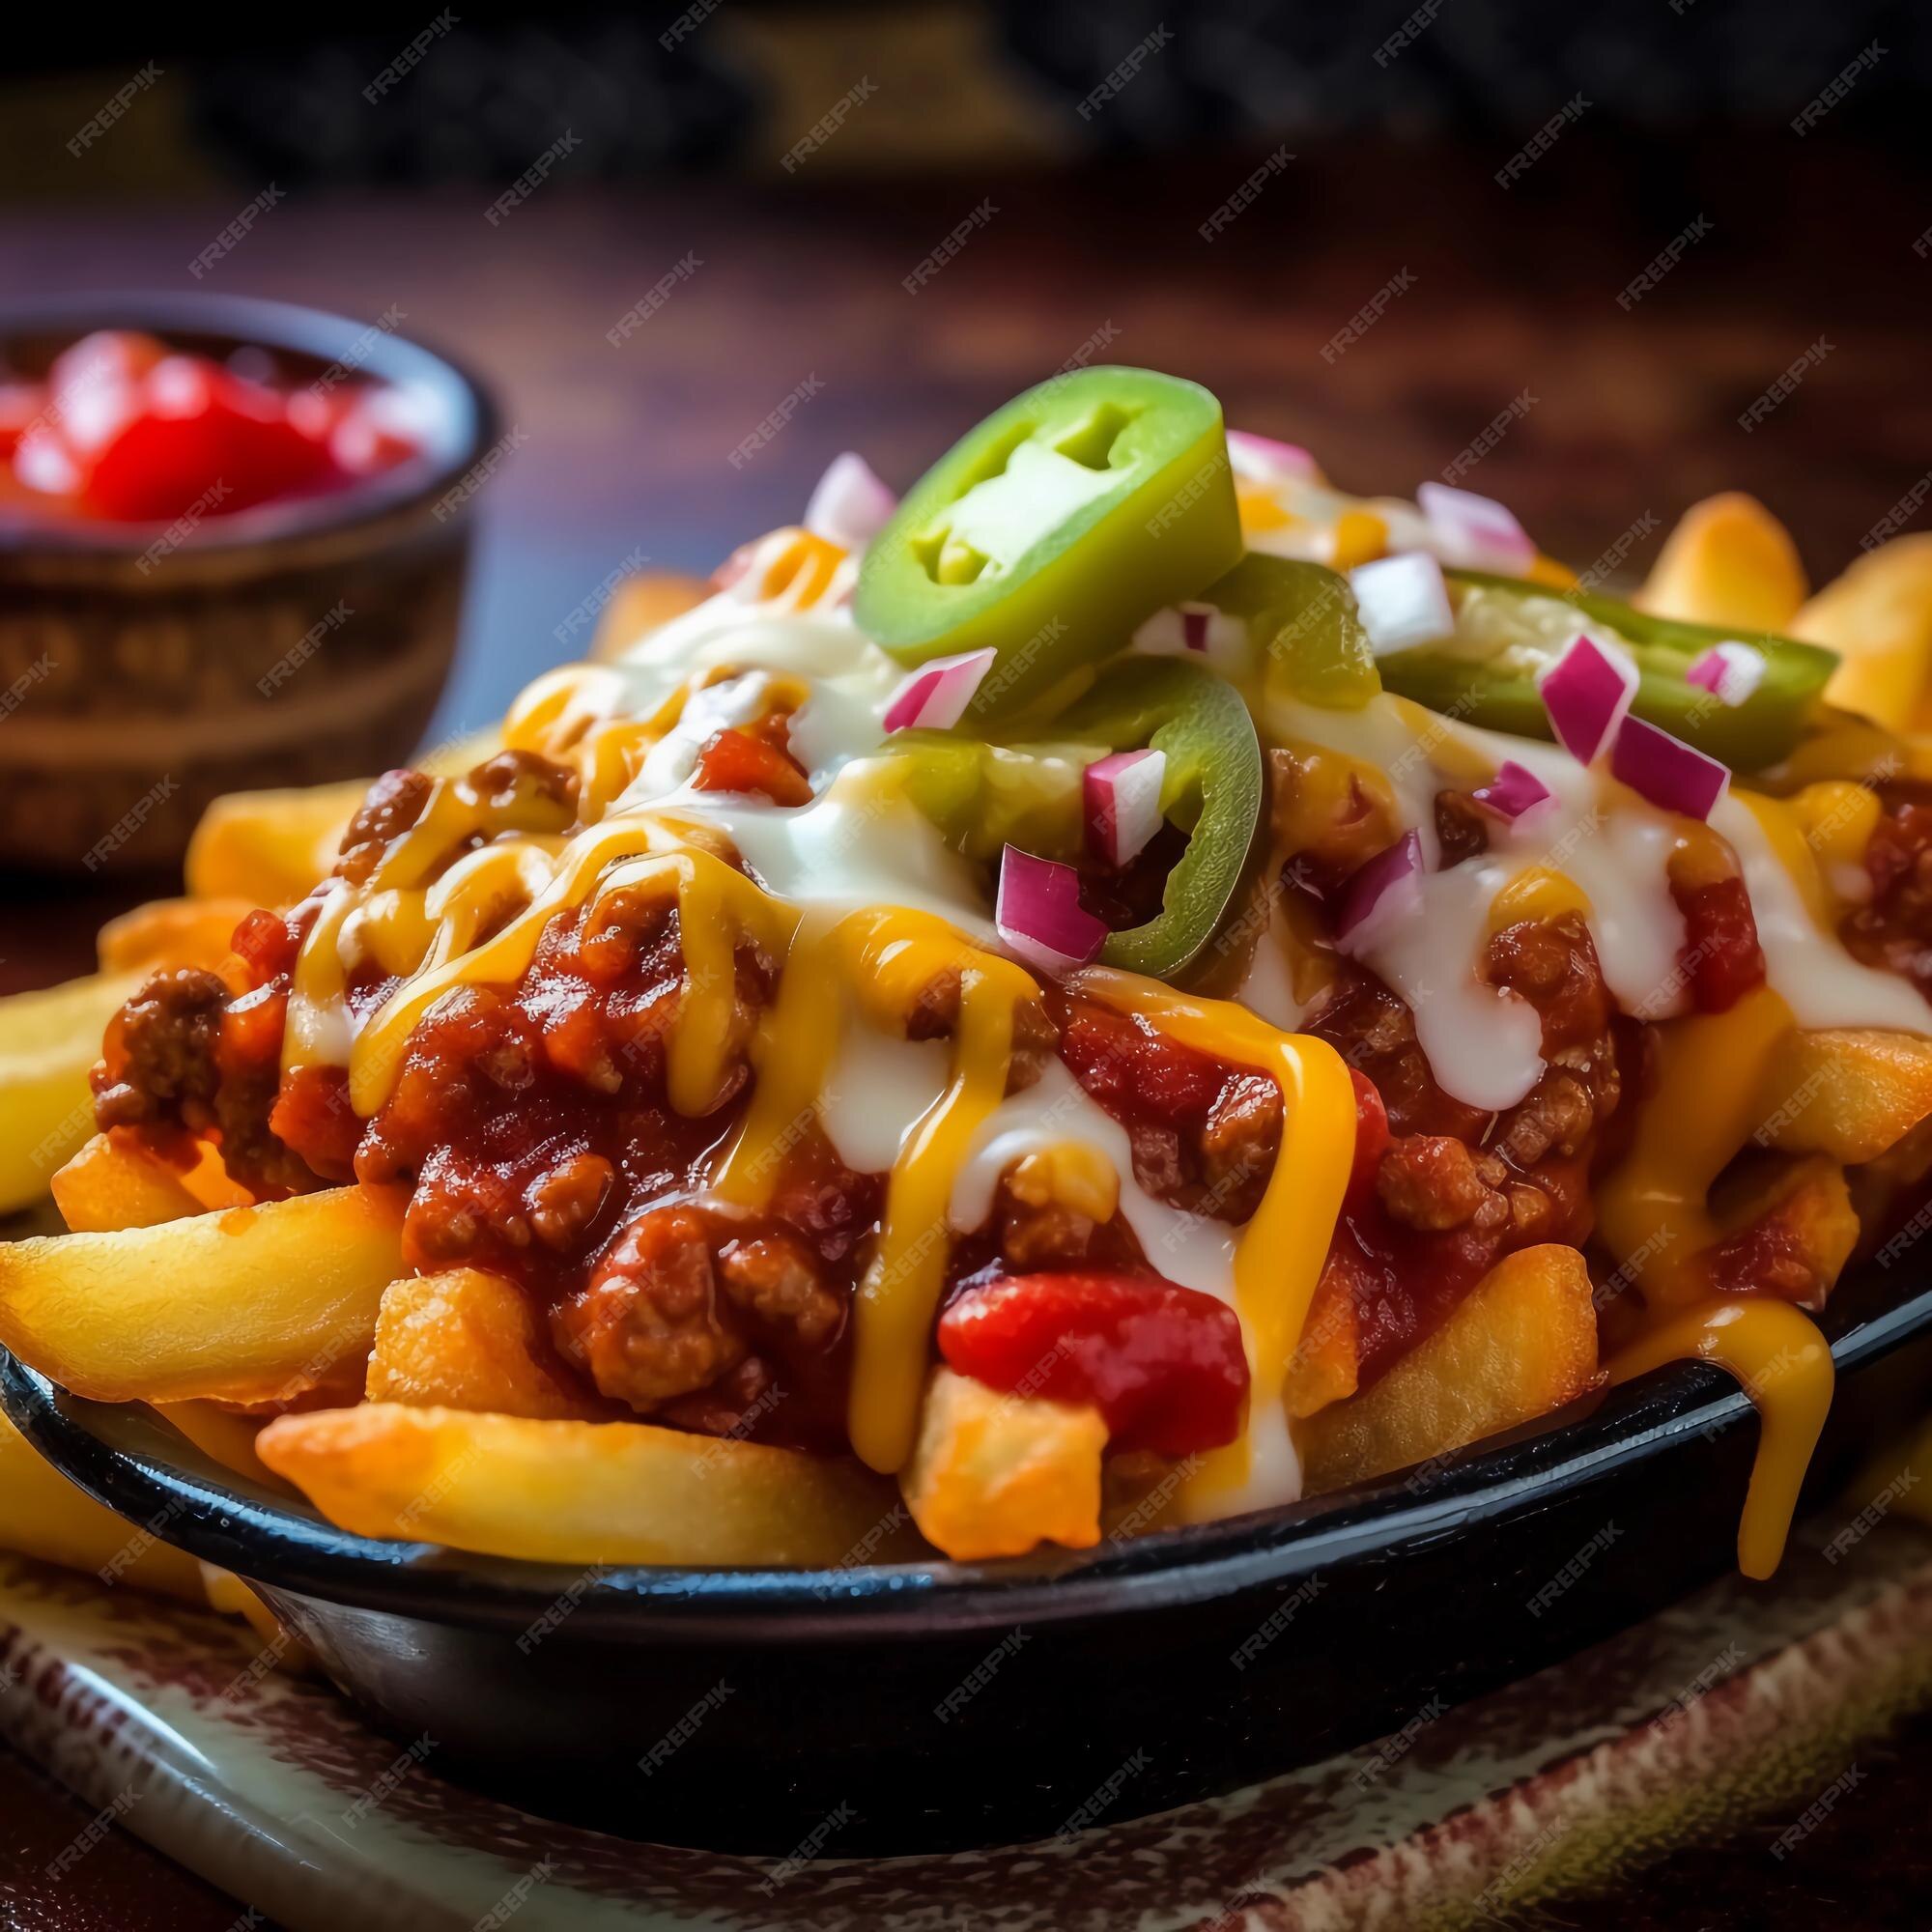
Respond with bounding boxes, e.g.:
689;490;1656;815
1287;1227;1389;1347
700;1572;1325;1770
691;726;812;807
937;1270;1249;1457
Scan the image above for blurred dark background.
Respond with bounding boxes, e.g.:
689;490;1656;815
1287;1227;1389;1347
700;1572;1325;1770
4;0;1927;746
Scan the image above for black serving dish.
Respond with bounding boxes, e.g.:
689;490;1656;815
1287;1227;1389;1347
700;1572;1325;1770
7;1262;1932;1857
0;293;498;872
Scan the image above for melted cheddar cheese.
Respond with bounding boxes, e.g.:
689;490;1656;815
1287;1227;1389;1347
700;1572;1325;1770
274;487;1932;1570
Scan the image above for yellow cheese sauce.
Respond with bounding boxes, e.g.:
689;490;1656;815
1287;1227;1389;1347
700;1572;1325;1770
275;509;1929;1568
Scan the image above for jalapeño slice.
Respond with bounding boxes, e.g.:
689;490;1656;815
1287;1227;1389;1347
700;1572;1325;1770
856;367;1243;721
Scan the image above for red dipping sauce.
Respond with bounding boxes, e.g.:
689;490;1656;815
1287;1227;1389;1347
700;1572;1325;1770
0;329;422;526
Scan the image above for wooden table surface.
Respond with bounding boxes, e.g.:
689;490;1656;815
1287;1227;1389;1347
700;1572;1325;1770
1;131;1928;1922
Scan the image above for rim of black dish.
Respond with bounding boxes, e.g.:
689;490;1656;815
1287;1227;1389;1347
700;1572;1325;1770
0;290;500;554
5;1267;1927;1641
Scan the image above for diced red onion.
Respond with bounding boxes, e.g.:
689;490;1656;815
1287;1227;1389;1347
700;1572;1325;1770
1537;633;1639;765
1131;604;1242;658
1684;640;1766;708
1350;552;1455;657
884;647;996;731
1227;429;1320;484
804;452;896;551
1416;481;1536;574
1609;716;1730;822
1335;830;1426;954
1084;748;1167;867
1470;759;1553;822
995;846;1109;976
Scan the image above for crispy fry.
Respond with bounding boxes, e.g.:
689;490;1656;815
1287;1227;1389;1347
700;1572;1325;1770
1298;1245;1601;1495
97;896;256;976
257;1403;923;1567
184;779;366;904
0;1185;405;1406
183;729;502;904
52;1132;206;1232
1754;1029;1932;1164
1792;533;1932;733
0;1412;207;1602
1284;1256;1359;1419
155;1400;281;1488
1638;492;1807;633
1694;1152;1861;1309
590;572;715;663
0;968;145;1217
900;1367;1105;1560
366;1268;603;1420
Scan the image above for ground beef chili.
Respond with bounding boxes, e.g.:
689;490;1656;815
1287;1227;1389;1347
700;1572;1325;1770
1843;786;1932;998
91;904;323;1197
1301;913;1632;1389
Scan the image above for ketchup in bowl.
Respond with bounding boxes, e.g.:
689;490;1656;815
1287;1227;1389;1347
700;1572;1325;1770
0;328;422;526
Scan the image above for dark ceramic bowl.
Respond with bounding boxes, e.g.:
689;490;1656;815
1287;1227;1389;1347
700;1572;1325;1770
0;293;499;874
6;1262;1932;1857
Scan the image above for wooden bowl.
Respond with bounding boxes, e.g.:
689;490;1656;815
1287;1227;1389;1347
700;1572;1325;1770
0;294;499;874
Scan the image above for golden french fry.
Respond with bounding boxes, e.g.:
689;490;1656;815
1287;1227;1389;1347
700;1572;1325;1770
0;1185;405;1406
899;1367;1105;1560
97;896;256;976
1299;1245;1601;1495
1696;1152;1860;1308
1754;1029;1932;1164
155;1401;281;1489
590;572;715;664
1284;1257;1359;1419
0;968;145;1218
52;1132;207;1233
0;1412;207;1603
183;731;503;903
257;1403;923;1568
1638;492;1807;633
1792;533;1932;733
184;779;364;904
366;1268;603;1420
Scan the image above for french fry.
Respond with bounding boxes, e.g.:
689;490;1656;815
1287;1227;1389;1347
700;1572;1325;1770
1792;533;1932;733
257;1403;923;1568
1638;492;1807;633
0;1185;405;1406
97;896;256;976
1694;1152;1860;1309
184;779;366;904
899;1367;1105;1560
1753;1029;1932;1164
183;731;503;903
51;1132;207;1233
0;968;145;1218
55;1124;249;1230
0;1412;207;1603
590;572;715;663
1284;1255;1360;1419
155;1400;281;1489
366;1268;603;1420
1298;1245;1601;1495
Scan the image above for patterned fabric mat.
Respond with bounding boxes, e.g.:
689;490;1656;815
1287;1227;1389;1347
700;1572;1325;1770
3;1497;1931;1931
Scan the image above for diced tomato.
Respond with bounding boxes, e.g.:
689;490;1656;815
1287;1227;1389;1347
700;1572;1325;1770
691;726;812;807
1672;874;1766;1013
1056;996;1232;1130
937;1270;1249;1456
267;1064;360;1181
1346;1067;1388;1209
230;906;303;983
